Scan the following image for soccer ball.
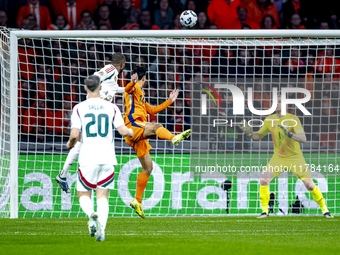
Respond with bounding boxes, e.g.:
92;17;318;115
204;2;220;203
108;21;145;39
180;10;197;28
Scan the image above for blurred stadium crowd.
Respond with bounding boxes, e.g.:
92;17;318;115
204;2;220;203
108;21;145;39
0;0;339;151
0;0;339;30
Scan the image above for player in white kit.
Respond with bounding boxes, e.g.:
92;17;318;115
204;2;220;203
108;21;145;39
66;75;133;241
55;53;126;193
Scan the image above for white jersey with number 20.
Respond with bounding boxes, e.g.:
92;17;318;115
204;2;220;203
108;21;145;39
71;98;124;166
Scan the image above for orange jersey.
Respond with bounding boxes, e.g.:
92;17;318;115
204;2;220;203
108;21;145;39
123;81;173;125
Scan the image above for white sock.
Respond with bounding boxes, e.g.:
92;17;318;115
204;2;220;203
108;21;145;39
97;198;109;234
60;142;81;178
79;196;94;218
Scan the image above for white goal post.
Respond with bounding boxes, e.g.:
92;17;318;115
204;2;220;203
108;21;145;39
1;28;340;218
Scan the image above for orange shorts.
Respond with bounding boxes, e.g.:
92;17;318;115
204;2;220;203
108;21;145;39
124;121;152;159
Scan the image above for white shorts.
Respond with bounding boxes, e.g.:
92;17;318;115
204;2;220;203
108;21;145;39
77;164;115;192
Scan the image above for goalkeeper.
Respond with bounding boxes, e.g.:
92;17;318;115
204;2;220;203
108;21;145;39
239;96;333;218
55;52;126;193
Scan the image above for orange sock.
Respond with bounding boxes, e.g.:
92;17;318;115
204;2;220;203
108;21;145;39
135;172;150;203
155;127;175;141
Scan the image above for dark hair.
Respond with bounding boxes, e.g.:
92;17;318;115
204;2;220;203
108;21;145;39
196;11;210;28
140;8;150;14
99;4;110;11
98;24;109;29
261;14;275;28
139;9;155;27
257;0;271;9
237;6;248;13
26;13;37;21
111;52;126;65
133;65;147;80
185;0;196;11
288;13;302;28
54;13;68;26
157;0;168;9
242;24;251;29
85;75;101;92
319;20;330;28
81;9;91;18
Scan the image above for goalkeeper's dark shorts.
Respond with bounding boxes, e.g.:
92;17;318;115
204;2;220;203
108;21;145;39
266;154;312;180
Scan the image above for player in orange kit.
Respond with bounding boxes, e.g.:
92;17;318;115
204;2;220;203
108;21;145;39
124;66;192;218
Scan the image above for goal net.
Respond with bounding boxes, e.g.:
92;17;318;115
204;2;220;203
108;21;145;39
0;28;339;218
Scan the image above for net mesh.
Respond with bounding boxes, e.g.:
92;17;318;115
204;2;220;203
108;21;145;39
0;28;11;217
0;28;339;217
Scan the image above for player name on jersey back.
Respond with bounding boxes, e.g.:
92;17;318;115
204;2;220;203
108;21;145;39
88;105;104;110
71;98;124;166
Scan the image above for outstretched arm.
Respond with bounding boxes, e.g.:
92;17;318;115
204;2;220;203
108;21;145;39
125;73;139;94
146;101;172;115
239;119;266;140
250;132;266;140
146;89;179;115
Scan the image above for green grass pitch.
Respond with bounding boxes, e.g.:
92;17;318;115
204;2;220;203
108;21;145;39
1;217;339;255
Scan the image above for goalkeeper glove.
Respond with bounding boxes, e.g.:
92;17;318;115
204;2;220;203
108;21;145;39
239;119;252;137
278;124;293;138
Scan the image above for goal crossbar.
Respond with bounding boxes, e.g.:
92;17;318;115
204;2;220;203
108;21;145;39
10;29;340;39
